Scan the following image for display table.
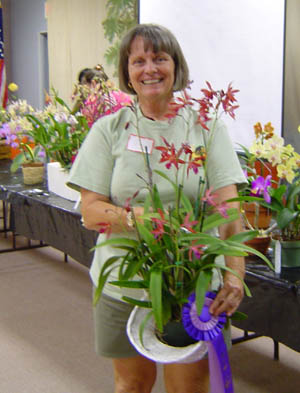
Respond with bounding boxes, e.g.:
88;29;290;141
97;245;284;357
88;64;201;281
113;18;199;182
233;261;300;353
0;160;97;267
1;160;300;353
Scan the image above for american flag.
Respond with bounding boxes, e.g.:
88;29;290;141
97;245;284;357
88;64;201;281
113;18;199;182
0;1;8;108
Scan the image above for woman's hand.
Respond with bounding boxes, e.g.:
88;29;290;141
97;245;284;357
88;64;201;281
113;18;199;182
209;272;244;317
80;188;144;233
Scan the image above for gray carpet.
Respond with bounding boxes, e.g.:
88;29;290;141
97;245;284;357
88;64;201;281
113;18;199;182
0;234;299;393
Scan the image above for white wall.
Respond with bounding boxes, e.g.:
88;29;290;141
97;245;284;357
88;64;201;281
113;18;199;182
140;0;285;149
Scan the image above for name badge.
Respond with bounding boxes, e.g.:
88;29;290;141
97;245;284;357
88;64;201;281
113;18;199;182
127;134;154;154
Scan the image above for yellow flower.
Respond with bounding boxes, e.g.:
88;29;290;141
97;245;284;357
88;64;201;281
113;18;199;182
298;125;300;133
289;152;300;169
8;82;19;92
277;162;296;183
263;122;274;138
249;141;265;158
253;122;263;138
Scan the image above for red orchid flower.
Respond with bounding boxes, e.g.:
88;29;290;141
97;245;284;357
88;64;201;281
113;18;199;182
156;137;185;170
97;222;112;238
188;242;204;261
164;90;194;119
124;190;140;212
181;213;198;233
151;209;167;239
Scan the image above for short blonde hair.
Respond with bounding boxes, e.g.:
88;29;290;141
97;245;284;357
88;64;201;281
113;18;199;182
119;24;189;95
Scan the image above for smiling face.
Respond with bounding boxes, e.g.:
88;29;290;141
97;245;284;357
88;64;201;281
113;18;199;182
128;36;175;105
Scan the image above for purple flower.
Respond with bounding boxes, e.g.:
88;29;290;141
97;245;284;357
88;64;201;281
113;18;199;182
251;175;271;203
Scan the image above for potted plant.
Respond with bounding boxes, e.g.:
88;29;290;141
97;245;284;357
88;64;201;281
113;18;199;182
92;83;273;363
266;175;300;268
236;122;300;254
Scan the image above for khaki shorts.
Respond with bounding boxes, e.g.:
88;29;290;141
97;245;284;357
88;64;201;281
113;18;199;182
93;291;232;359
93;292;140;358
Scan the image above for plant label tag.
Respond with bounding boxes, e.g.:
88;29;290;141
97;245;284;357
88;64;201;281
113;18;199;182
127;134;154;154
274;240;281;274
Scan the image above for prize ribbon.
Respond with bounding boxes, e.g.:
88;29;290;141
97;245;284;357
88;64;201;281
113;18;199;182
182;292;234;393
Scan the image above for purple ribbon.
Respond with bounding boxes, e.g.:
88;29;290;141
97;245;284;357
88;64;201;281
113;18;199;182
182;292;234;393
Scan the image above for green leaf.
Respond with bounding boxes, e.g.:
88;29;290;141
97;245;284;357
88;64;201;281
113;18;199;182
10;153;26;172
121;296;152;308
230;311;248;321
195;270;212;314
91;237;139;251
277;208;298;229
227;230;259;243
109;280;148;289
202;208;239;232
150;269;163;332
224;240;274;270
139;310;154;348
93;267;115;306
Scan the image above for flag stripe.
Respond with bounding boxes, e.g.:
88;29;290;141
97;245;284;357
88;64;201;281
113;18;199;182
0;3;8;107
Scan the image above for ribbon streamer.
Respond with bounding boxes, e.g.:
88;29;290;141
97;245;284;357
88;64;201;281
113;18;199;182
182;292;234;393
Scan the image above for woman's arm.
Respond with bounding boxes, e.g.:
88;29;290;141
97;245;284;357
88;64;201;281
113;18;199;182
80;188;144;233
208;184;245;317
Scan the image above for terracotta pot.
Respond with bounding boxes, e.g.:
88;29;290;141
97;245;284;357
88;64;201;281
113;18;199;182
253;160;279;186
22;162;44;185
245;236;271;256
243;202;272;229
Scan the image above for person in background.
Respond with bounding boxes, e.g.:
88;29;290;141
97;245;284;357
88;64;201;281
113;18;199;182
78;64;109;85
67;24;246;393
71;64;110;114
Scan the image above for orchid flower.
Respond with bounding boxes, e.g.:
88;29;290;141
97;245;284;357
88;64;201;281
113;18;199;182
251;175;272;203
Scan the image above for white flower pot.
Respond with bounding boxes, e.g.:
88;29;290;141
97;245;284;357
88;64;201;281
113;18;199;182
47;162;80;201
126;306;207;364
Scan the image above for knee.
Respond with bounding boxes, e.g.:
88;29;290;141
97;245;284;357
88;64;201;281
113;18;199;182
115;374;156;393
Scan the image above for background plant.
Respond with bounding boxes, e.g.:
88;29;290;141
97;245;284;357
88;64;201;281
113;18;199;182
102;0;138;76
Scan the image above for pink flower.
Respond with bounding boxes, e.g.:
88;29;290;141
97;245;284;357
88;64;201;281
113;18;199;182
251;175;272;203
181;213;198;233
215;202;229;219
188;242;204;261
201;188;217;206
97;222;112;238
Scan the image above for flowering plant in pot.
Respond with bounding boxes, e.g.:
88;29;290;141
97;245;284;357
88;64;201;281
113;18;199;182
0;97;45;177
235;122;300;254
92;83;273;350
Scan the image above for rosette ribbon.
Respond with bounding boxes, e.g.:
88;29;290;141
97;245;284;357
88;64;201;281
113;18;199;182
182;291;234;393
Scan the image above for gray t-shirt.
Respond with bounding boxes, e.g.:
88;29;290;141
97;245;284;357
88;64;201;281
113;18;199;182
68;104;246;300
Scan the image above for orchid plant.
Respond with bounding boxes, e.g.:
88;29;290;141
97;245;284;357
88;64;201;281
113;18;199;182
236;122;300;239
93;82;273;336
0;80;132;171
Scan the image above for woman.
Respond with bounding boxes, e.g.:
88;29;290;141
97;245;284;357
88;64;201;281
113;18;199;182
68;24;246;393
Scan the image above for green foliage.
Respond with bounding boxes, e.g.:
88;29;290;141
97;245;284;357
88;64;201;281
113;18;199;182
102;0;138;76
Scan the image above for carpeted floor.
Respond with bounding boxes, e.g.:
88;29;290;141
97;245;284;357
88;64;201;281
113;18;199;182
0;233;299;393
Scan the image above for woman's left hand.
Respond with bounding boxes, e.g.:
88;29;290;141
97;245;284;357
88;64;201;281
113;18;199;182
209;272;244;317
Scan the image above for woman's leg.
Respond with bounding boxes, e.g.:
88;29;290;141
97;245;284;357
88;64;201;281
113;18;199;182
164;358;209;393
113;355;157;393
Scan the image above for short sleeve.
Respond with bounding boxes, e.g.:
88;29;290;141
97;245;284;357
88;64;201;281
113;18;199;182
67;117;114;196
204;119;247;192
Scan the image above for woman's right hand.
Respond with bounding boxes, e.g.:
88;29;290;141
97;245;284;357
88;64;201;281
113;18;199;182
80;188;144;233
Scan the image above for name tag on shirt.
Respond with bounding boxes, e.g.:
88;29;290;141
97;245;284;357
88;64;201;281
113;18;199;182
127;134;154;154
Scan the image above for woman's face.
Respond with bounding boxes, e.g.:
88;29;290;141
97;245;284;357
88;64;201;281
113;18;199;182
128;36;175;103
